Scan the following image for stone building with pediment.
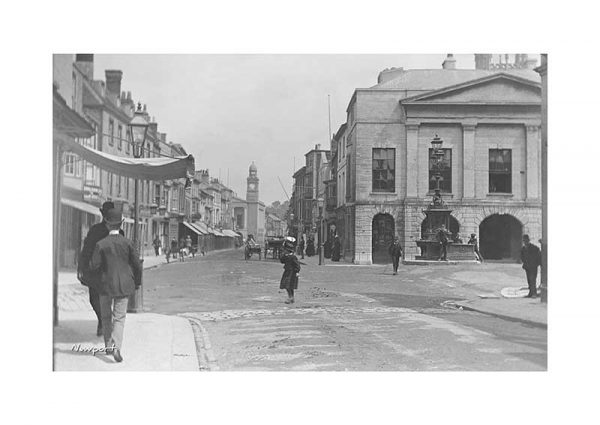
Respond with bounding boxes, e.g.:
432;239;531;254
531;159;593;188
333;54;542;264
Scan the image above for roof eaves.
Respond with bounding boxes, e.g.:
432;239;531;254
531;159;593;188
399;72;541;104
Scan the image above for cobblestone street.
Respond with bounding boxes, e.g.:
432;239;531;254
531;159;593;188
142;249;547;371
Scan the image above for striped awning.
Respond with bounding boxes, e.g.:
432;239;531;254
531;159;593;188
191;221;209;235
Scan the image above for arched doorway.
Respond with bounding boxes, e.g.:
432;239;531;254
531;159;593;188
479;214;522;261
372;213;394;264
421;215;460;239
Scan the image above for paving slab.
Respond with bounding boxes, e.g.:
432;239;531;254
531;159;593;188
53;311;199;371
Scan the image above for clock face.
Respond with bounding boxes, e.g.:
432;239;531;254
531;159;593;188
249;183;256;190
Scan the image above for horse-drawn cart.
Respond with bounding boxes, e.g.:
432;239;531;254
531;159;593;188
264;237;285;259
244;240;262;260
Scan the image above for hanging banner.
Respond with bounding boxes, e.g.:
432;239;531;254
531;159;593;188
55;133;195;181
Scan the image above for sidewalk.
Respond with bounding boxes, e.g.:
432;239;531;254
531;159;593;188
54;254;199;371
307;257;547;328
53;311;199;371
449;295;547;328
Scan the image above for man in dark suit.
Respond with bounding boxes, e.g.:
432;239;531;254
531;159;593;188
77;201;124;336
388;237;403;275
90;208;142;363
520;234;542;298
437;224;452;261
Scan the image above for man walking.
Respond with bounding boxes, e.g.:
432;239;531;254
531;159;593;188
437;224;452;261
520;234;542;298
388;237;403;275
90;208;142;363
468;233;483;262
298;235;305;259
77;201;124;336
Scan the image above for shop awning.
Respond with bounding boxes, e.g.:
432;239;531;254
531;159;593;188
189;222;208;235
61;198;102;217
55;134;195;181
221;229;239;238
213;228;226;237
183;221;204;236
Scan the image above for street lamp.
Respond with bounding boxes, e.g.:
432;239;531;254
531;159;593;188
317;197;324;265
431;134;445;194
128;102;149;313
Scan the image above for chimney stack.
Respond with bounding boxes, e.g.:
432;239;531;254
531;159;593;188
105;70;123;95
75;54;94;80
524;56;538;69
377;67;404;84
442;54;456;70
201;170;210;184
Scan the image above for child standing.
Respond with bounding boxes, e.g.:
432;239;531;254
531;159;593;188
280;236;301;304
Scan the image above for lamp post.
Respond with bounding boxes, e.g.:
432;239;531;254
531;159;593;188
535;54;548;304
431;134;445;193
317;197;324;265
128;102;149;313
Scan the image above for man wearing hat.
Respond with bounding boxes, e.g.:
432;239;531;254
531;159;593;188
78;201;124;336
520;234;541;298
388;237;403;275
90;208;142;363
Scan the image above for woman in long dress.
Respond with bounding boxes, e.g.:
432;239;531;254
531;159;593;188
280;237;301;304
331;235;341;262
305;236;315;257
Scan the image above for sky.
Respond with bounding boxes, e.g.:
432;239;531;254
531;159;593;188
93;54;481;204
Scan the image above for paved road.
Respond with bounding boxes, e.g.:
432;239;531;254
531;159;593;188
142;249;546;371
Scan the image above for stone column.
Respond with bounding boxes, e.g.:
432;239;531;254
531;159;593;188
462;124;476;198
526;125;540;200
402;203;421;260
406;124;419;198
353;205;373;265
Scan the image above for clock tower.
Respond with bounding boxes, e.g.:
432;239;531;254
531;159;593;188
247;161;259;202
245;162;263;242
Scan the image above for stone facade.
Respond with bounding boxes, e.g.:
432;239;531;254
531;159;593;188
335;60;542;264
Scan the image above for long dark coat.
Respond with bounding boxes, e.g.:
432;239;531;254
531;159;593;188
305;238;315;257
331;238;341;261
279;252;301;290
388;241;403;258
521;243;541;271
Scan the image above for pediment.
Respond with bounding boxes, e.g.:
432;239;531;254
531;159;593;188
401;73;541;105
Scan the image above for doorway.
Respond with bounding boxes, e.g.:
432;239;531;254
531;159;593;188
479;214;522;260
372;213;395;264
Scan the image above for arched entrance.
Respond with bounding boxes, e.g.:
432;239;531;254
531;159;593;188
479;214;522;261
372;213;395;264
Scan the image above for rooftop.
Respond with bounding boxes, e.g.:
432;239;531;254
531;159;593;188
369;68;540;91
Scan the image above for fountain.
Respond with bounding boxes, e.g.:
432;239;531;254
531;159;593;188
415;135;475;261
